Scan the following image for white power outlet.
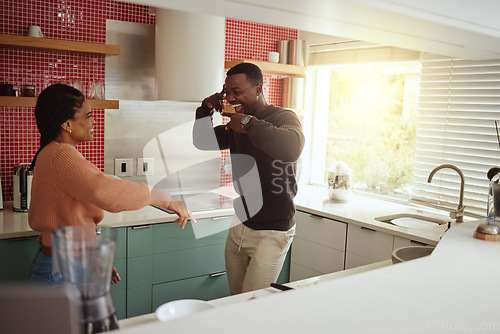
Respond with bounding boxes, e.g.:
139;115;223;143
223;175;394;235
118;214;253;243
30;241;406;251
114;158;133;177
137;158;155;176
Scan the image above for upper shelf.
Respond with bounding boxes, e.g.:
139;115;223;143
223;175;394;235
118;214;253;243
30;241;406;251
0;34;120;55
225;60;305;77
0;96;119;109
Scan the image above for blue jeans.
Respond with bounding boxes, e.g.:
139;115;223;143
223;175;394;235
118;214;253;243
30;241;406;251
29;249;62;287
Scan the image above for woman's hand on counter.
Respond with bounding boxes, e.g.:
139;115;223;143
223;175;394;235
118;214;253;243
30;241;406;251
166;200;197;229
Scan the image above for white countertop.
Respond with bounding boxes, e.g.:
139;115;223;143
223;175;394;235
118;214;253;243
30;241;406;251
294;186;473;245
0;201;234;240
115;219;500;333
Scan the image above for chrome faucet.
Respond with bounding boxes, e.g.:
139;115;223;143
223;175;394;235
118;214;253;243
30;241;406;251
427;164;465;223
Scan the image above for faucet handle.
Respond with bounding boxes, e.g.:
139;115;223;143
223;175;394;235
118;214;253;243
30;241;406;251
450;205;466;222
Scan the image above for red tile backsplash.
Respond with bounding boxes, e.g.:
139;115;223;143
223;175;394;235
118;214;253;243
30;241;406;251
0;1;297;200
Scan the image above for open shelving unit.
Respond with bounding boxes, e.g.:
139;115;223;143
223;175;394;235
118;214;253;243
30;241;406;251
0;96;119;109
0;34;120;55
0;34;120;109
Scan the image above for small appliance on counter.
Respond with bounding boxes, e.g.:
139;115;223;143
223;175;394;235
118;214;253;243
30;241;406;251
0;175;3;209
327;161;353;202
474;168;500;241
13;163;33;212
53;225;120;333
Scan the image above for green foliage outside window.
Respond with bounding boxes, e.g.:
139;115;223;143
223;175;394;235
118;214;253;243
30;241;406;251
325;64;420;196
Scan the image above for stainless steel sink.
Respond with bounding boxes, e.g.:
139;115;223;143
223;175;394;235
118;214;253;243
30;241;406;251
392;246;435;264
375;213;448;228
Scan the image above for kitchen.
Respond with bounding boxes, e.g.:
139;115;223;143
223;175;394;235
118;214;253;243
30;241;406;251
1;0;500;333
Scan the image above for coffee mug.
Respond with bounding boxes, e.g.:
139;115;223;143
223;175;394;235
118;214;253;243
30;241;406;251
268;51;279;63
28;26;44;38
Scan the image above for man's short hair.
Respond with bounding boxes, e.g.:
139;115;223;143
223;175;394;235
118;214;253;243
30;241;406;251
227;62;263;86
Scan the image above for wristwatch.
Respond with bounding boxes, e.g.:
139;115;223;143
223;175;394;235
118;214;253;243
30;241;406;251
240;115;252;129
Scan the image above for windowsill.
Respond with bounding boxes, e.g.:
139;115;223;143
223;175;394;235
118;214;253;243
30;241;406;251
305;183;484;220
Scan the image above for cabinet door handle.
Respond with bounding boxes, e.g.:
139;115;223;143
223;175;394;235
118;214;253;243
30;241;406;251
410;240;427;246
360;226;376;232
132;225;151;230
309;214;323;220
6;236;31;243
210;271;226;277
212;217;228;221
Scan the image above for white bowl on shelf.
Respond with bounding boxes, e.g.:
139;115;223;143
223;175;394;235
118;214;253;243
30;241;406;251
155;299;216;322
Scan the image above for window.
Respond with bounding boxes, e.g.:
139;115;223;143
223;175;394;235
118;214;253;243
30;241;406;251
303;62;421;199
301;52;500;217
411;54;500;216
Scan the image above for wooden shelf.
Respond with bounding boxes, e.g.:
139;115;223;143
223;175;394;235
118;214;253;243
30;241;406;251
0;96;119;109
0;34;120;55
225;59;305;77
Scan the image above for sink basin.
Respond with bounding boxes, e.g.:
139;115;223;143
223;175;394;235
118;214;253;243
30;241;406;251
375;213;447;228
392;246;435;264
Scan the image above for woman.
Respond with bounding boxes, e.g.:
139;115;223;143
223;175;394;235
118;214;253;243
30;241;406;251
28;84;194;286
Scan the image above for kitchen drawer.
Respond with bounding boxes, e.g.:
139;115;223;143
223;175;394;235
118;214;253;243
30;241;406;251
152;244;226;284
344;251;380;270
290;261;322;282
127;217;230;258
114;227;127;260
110;289;126;320
393;236;430;250
127;255;153;289
127;286;152;318
152;216;229;254
110;258;126;292
295;211;346;251
127;224;153;258
346;224;393;262
290;237;344;275
0;236;39;282
152;272;230;310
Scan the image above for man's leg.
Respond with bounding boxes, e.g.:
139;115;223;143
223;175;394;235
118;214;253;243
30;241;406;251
241;225;295;293
225;221;250;295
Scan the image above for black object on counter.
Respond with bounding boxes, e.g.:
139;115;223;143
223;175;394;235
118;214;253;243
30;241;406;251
270;283;294;291
0;82;15;96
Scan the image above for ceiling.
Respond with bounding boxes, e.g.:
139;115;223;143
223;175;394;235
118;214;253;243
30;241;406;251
125;0;500;60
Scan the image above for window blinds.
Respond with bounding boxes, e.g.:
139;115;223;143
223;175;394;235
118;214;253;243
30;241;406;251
412;53;500;216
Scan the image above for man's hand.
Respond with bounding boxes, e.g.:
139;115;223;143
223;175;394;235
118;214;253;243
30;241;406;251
225;113;251;133
202;90;224;112
166;200;197;229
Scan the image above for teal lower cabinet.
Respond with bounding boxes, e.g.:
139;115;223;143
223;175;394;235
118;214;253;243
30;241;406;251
152;273;229;310
126;216;232;318
127;285;152;318
276;249;291;284
110;227;127;319
0;235;39;282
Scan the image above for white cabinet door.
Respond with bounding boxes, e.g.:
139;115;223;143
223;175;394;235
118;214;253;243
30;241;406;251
294;211;346;251
290;211;347;281
345;224;393;269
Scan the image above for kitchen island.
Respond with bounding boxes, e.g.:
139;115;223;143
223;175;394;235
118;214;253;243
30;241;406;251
116;219;500;333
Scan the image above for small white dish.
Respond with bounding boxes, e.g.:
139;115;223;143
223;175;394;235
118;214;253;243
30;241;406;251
155;299;216;322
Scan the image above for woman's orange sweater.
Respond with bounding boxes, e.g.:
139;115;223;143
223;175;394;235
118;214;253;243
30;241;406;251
29;141;156;247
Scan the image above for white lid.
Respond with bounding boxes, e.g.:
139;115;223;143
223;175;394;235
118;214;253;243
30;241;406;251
328;161;352;175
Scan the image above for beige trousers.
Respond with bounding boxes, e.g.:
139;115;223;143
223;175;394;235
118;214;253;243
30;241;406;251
224;215;295;295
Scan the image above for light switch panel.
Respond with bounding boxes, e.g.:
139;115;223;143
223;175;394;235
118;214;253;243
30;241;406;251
137;158;155;176
114;158;133;177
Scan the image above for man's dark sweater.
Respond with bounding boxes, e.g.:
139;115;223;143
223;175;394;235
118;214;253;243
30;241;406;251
193;104;305;231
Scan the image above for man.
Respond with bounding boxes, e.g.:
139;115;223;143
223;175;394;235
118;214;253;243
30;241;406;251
193;63;305;294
